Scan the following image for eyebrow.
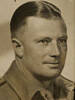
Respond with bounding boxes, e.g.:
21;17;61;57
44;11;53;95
34;37;52;42
58;35;68;39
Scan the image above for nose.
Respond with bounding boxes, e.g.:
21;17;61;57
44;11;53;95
49;40;60;57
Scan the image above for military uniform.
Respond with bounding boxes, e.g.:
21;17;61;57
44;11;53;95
0;61;75;100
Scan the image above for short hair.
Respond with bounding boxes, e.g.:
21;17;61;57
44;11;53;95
10;0;66;38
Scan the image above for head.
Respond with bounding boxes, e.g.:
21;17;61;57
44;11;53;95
10;1;67;79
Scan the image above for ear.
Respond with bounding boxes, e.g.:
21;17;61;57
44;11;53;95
12;38;24;58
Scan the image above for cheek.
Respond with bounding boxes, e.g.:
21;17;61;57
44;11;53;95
62;47;67;55
23;45;43;63
59;46;67;63
59;43;67;54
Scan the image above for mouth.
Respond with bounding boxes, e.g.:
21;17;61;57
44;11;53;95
43;61;60;69
43;61;59;64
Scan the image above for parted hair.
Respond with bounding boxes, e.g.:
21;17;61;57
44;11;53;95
10;0;66;38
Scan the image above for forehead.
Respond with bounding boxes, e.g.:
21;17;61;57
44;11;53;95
24;17;67;39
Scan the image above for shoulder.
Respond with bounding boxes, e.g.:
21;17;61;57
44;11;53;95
56;75;75;91
54;75;75;99
0;78;19;100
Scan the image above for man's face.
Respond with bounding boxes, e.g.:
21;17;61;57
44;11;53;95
22;17;67;78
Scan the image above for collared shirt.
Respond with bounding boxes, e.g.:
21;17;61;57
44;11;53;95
2;60;75;100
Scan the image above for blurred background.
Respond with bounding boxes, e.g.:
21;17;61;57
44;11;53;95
0;0;75;81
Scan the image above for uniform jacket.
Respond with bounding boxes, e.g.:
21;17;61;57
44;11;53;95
0;61;75;100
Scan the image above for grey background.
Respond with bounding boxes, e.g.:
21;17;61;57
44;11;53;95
0;0;75;81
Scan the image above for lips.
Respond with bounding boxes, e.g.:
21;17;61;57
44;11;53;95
43;61;60;69
43;61;59;64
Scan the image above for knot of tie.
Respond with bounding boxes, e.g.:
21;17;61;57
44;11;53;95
31;89;54;100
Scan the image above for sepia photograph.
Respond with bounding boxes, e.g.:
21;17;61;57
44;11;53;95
0;0;75;100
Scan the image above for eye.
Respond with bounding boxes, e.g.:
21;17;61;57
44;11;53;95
58;38;67;44
38;38;52;46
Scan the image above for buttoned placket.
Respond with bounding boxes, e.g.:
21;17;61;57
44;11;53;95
40;89;54;100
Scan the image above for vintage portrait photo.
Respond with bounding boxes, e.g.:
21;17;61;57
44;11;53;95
0;0;75;100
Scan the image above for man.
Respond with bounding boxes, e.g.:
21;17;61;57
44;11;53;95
0;0;74;100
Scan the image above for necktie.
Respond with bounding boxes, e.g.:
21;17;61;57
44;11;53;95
31;90;54;100
31;91;45;100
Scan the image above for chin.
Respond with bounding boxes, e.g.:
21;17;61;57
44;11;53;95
51;73;61;79
34;72;61;81
42;70;61;79
48;74;60;78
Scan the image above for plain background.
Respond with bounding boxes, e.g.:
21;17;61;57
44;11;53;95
0;0;75;81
